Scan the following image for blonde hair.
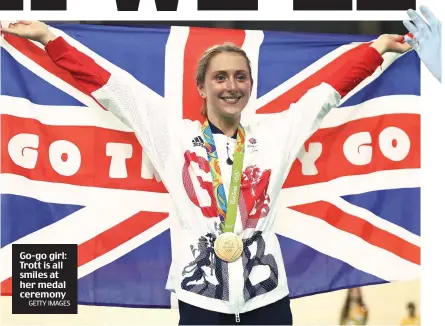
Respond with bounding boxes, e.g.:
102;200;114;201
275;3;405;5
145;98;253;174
196;43;253;117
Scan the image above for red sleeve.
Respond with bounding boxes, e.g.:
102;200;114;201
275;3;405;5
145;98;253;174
329;45;383;98
45;36;111;94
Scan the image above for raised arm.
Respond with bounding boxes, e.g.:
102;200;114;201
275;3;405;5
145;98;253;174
1;21;175;177
262;34;412;166
329;34;411;97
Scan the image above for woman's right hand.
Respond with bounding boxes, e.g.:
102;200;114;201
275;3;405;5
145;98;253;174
0;20;57;45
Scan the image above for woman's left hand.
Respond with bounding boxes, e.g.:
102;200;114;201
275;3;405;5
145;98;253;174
370;34;412;55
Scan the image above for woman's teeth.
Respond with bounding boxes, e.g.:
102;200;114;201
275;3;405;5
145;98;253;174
221;97;240;104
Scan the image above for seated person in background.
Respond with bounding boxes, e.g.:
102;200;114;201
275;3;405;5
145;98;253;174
400;302;421;326
340;288;368;325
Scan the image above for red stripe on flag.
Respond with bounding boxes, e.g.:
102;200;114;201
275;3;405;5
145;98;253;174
182;27;246;123
1;211;168;296
283;114;420;188
1;278;12;296
257;43;373;114
289;201;420;265
1;115;167;192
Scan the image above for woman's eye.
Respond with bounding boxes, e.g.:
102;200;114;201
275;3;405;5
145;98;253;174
215;75;226;81
237;74;247;81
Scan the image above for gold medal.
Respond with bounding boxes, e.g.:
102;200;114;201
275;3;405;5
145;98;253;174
214;232;243;263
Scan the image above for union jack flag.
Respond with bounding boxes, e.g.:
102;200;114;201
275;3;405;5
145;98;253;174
0;23;420;308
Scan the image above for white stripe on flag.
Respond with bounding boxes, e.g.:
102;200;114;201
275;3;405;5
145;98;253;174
0;174;172;209
0;95;131;131
164;26;190;121
241;30;265;122
325;196;420;247
1;95;419;130
278;168;420;207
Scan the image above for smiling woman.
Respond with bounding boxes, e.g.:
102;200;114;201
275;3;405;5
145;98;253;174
196;43;253;137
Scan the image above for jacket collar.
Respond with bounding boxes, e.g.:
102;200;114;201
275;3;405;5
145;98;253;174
207;119;238;139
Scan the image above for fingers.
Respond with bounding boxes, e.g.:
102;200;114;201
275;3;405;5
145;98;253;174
392;40;412;53
407;8;431;35
0;27;19;36
405;37;419;52
0;20;27;35
1;20;17;30
383;34;412;53
385;34;406;43
399;42;412;53
403;20;419;38
391;34;405;41
419;5;440;28
17;20;33;25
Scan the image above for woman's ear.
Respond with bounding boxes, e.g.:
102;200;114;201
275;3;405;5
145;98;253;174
197;85;206;99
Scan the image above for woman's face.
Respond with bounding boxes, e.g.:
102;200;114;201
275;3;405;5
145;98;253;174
199;52;252;120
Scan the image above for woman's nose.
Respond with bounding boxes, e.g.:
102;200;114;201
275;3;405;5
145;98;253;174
225;77;237;90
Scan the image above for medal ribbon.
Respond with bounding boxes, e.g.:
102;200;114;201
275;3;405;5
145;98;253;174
201;120;245;233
